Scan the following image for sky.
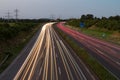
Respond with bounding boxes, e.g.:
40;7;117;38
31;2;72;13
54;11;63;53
0;0;120;19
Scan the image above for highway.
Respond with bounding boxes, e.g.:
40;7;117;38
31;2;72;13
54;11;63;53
0;22;96;80
57;22;120;79
13;22;96;80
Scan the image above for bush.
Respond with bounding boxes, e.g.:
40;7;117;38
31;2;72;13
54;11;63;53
0;22;37;41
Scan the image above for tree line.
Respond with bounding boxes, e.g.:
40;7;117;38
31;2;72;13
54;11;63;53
0;18;53;41
67;14;120;32
0;22;38;41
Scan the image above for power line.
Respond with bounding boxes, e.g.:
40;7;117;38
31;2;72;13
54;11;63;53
50;14;54;20
5;11;11;22
6;11;10;20
14;9;19;21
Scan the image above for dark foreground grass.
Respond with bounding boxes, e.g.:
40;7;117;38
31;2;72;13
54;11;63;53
0;23;42;73
54;26;117;80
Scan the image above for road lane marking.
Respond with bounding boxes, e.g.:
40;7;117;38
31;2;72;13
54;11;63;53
51;27;59;80
54;27;87;79
95;48;104;55
57;39;76;80
60;39;87;80
58;67;61;75
116;62;120;65
56;54;58;58
56;40;71;80
94;48;120;67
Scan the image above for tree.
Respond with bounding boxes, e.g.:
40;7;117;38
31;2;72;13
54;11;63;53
81;15;86;20
86;14;94;19
109;15;120;20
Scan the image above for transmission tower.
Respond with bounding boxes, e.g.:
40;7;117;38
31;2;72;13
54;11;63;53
50;14;54;20
14;9;19;21
6;11;11;22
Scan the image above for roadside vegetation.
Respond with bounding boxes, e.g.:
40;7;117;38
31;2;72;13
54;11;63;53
0;19;49;73
54;25;117;80
66;14;120;45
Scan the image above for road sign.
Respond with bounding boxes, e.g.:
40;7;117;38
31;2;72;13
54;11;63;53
80;22;85;28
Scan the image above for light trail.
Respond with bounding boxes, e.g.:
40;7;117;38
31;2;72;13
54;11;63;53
13;22;95;80
57;22;120;79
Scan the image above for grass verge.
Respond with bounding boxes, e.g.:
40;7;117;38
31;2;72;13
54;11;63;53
54;25;117;80
0;23;42;73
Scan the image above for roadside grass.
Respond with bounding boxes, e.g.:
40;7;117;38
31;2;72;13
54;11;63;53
81;28;111;38
66;25;120;45
54;26;117;80
0;23;41;73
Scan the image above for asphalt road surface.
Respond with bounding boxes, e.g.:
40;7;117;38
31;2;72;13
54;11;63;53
57;22;120;79
0;23;96;80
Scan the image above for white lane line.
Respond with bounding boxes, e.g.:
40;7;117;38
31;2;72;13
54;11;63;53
59;39;87;80
57;40;74;80
116;62;120;65
56;54;58;58
95;48;104;55
39;67;42;76
95;48;120;67
39;61;44;76
58;67;61;75
51;27;59;80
